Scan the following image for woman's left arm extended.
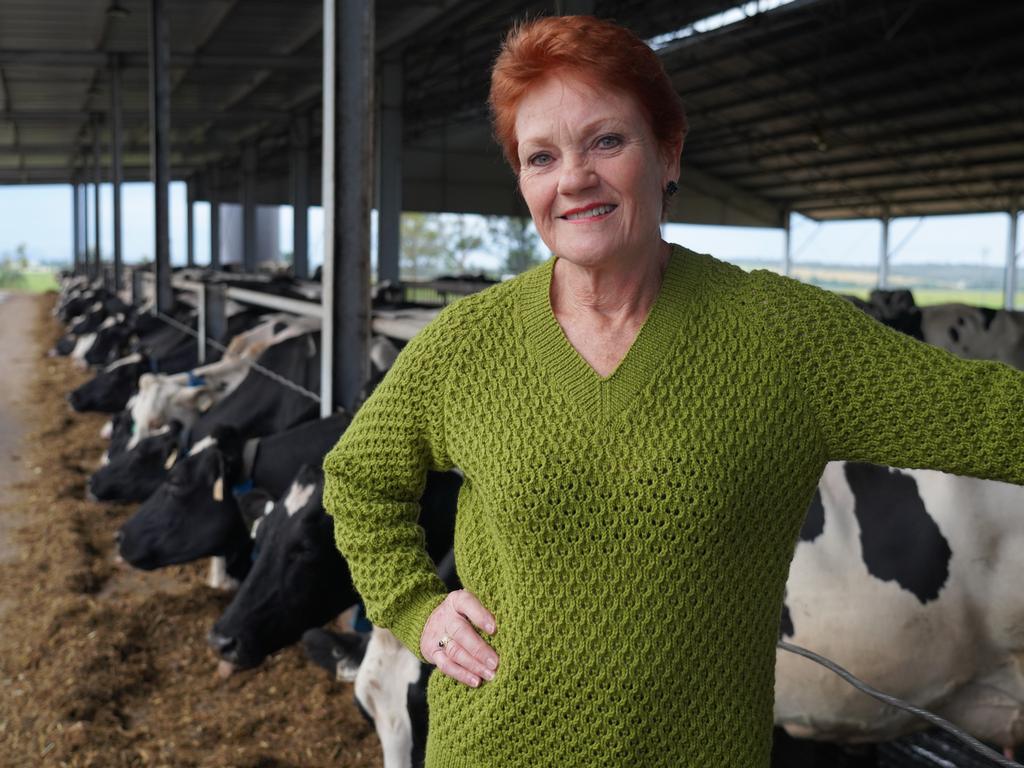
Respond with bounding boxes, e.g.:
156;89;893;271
756;270;1024;484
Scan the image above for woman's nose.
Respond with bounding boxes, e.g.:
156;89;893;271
557;154;597;195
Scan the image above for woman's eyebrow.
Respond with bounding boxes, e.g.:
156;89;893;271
518;117;632;149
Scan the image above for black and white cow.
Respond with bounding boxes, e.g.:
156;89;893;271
207;466;461;671
776;461;1024;753
116;415;351;586
69;354;149;413
87;421;184;502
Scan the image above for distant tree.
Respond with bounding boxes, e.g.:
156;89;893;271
488;216;544;275
400;213;446;280
14;243;29;270
438;214;484;275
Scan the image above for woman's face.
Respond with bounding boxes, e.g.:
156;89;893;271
514;74;680;269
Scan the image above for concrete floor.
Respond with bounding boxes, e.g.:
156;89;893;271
0;291;39;565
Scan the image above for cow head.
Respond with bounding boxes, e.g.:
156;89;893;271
129;373;218;447
88;421;183;502
208;465;357;670
117;426;251;576
68;354;146;413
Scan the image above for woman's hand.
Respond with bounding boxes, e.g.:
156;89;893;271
421;590;499;687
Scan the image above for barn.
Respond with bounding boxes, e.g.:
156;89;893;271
1;1;1023;766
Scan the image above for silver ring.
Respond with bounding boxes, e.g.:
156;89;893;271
438;634;452;650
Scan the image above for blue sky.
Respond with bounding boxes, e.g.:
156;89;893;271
0;182;1019;272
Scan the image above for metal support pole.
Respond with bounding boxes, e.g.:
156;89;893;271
378;55;402;285
1006;200;1021;310
149;0;173;312
92;116;102;281
321;0;374;416
782;209;792;277
290;114;310;279
204;282;228;358
879;210;891;290
186;176;195;267
210;166;221;269
82;170;91;276
110;55;124;290
196;283;207;363
241;142;257;272
72;182;81;273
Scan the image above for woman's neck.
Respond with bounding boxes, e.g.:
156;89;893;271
550;240;671;326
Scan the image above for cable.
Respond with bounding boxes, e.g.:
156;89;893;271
777;640;1022;767
153;311;321;404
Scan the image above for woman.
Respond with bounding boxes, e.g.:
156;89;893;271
324;15;1024;767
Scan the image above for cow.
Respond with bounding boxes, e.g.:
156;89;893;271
207;466;461;672
302;549;461;768
116;415;351;586
69;354;149;413
126;315;319;447
776;461;1024;754
87;421;184;502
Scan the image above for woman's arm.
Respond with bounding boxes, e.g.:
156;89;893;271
753;270;1024;484
322;306;461;658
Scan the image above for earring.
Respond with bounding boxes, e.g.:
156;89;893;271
665;180;679;198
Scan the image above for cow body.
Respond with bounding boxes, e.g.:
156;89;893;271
777;461;1024;748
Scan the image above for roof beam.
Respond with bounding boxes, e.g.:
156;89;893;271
3;109;288;122
0;50;320;70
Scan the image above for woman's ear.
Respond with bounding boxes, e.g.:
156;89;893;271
662;137;684;185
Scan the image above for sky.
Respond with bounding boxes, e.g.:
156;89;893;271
0;182;1020;273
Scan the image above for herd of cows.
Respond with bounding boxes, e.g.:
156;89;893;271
46;271;1024;767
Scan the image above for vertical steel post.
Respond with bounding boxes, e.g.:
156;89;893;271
241;142;257;272
149;0;173;313
92;116;102;281
378;55;402;285
71;183;81;274
82;169;91;276
186;176;195;267
878;209;890;290
321;0;374;416
204;283;228;357
1006;199;1021;310
110;55;124;291
209;166;221;269
782;208;792;277
290;114;310;279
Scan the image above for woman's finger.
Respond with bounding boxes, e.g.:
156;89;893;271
451;590;497;635
431;647;481;688
450;623;498;675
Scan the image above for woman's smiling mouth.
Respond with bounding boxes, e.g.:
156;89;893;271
559;203;618;221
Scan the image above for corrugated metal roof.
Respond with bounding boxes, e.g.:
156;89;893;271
0;0;1020;224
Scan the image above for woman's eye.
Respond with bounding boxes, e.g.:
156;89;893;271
528;152;553;167
596;135;622;150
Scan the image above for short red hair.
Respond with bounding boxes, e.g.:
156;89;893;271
489;15;688;173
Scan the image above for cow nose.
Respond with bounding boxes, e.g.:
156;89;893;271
207;630;237;659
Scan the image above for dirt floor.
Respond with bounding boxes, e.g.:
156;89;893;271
0;293;383;768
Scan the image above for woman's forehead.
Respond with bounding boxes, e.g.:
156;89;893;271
514;75;645;144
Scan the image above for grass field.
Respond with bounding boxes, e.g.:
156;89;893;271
0;269;59;294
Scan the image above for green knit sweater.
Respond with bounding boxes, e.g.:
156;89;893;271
324;246;1024;767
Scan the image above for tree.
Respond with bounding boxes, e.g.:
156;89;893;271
488;216;544;275
400;213;446;280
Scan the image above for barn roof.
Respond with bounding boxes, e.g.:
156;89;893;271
1;0;1021;225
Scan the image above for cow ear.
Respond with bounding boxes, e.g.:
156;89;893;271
164;449;178;470
196;391;215;413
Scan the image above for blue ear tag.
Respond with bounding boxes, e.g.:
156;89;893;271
187;372;206;387
231;478;255;498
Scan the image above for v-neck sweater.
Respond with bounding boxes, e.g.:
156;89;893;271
324;246;1024;767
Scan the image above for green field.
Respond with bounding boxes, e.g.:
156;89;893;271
0;269;59;293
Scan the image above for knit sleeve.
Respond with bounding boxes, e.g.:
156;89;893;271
752;269;1024;484
322;304;463;660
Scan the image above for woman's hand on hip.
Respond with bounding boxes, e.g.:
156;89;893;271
421;589;499;687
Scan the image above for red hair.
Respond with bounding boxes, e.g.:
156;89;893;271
489;15;688;173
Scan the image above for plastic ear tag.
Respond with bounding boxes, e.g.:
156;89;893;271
164;450;178;469
213;476;224;502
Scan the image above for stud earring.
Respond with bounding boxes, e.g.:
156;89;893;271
665;180;679;197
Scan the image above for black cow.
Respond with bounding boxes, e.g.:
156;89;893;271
189;332;321;444
88;421;183;502
208;466;461;671
69;354;148;413
116;415;351;582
